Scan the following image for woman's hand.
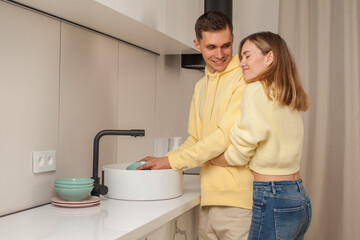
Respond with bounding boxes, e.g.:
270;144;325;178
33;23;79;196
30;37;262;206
209;153;230;167
137;156;171;170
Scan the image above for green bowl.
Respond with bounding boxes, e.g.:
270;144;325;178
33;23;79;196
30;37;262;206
55;186;93;201
55;183;93;189
55;178;94;185
126;161;151;170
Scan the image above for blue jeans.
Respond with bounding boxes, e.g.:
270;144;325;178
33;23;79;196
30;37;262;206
248;179;312;240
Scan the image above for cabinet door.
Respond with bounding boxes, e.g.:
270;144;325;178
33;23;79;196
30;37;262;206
96;0;202;49
95;0;165;32
144;221;175;240
173;205;200;240
141;205;200;240
165;0;203;47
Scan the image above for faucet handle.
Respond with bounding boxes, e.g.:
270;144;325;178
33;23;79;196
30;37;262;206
90;171;108;196
91;183;108;196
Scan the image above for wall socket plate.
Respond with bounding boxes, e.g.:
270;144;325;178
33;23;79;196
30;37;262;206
32;150;56;173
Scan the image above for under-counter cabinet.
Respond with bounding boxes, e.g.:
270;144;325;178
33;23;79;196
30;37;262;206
140;206;199;240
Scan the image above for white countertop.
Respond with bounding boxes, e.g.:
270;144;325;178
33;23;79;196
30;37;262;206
0;175;200;240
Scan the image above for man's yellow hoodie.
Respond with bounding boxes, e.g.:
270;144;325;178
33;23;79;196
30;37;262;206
168;55;253;209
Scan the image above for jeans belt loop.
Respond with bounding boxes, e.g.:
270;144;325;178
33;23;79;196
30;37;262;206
296;179;302;193
271;181;276;195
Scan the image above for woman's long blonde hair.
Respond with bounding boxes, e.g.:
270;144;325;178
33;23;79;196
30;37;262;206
239;32;309;111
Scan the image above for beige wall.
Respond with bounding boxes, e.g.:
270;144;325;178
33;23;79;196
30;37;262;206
0;1;202;216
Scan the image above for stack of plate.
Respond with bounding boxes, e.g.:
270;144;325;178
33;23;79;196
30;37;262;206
51;195;100;208
54;178;94;201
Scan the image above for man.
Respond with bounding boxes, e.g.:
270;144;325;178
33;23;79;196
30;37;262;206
139;11;253;240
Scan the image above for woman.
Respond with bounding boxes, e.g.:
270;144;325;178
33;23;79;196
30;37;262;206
209;32;312;240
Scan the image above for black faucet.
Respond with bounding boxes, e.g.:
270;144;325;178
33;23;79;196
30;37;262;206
91;129;145;196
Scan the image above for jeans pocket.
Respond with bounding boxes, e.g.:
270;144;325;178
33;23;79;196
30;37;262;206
301;202;312;234
248;202;264;240
274;206;304;240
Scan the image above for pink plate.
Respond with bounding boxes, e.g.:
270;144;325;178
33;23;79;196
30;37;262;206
52;201;100;208
51;195;100;205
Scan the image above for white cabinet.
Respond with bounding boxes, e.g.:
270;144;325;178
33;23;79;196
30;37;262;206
12;0;198;54
164;0;203;48
172;205;200;240
95;0;165;32
97;0;203;48
8;0;281;55
95;0;204;51
139;205;200;240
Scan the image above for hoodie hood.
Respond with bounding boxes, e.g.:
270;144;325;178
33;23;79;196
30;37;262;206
204;54;241;79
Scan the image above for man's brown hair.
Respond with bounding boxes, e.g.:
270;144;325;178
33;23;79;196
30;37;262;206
195;11;233;41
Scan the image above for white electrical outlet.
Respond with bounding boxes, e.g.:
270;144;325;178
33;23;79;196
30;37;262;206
32;150;56;173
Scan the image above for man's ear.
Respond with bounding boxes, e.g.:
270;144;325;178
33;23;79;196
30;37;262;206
194;39;201;52
267;51;274;66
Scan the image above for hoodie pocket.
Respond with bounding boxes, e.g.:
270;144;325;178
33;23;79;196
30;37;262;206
200;163;253;190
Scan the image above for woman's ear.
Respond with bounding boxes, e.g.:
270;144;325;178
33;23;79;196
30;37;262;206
267;51;274;66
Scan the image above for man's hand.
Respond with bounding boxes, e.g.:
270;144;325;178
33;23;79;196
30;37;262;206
209;153;230;167
137;156;171;170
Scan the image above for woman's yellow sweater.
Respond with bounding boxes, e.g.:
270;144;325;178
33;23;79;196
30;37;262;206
225;81;304;175
168;55;253;209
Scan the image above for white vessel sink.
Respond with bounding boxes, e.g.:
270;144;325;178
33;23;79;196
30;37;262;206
103;163;183;200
